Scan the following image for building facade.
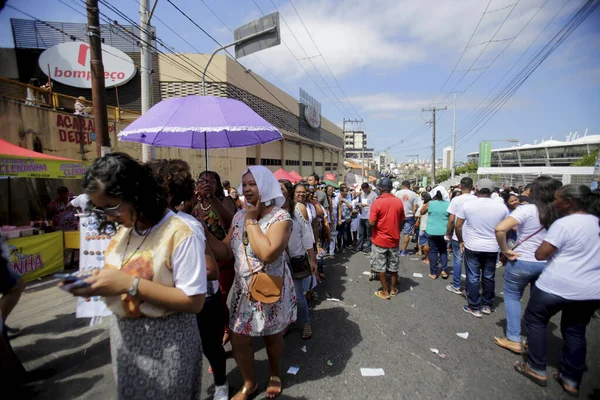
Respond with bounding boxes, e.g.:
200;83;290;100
442;146;453;170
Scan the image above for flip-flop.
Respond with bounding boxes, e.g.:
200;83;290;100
513;361;547;387
554;373;579;397
266;376;282;399
302;324;312;340
374;290;391;300
441;272;449;279
494;337;522;354
390;290;399;297
428;274;438;280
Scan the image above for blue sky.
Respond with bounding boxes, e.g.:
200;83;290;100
1;0;599;162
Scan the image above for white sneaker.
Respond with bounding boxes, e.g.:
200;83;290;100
214;383;229;400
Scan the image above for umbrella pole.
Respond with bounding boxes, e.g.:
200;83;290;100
204;132;209;171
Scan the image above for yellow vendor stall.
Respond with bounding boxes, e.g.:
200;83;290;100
1;139;88;282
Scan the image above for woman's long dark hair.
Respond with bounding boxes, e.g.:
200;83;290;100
199;170;225;201
279;179;295;216
531;175;562;229
556;184;600;218
83;152;167;233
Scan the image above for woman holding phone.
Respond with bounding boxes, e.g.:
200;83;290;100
64;153;207;399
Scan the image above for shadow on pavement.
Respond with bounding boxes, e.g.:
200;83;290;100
18;312;89;336
16;329;105;364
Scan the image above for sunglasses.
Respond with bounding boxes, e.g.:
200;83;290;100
90;201;123;217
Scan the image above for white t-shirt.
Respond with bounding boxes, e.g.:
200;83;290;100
287;205;315;258
509;204;547;263
155;211;207;297
359;191;379;219
457;197;509;253
446;193;476;241
176;211;216;296
536;214;600;301
395;189;418;218
417;204;428;232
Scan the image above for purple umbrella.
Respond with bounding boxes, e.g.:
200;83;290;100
118;96;283;169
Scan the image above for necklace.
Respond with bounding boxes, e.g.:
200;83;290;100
120;226;153;269
198;200;212;212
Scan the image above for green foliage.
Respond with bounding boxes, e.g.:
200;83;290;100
456;161;478;174
571;154;597;167
436;169;451;183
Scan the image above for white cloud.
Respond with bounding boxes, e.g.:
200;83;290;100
243;0;570;82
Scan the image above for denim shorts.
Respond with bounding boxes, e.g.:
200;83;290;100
370;244;400;273
402;217;416;235
418;231;429;246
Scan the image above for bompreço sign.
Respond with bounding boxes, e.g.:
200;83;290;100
38;42;136;89
304;104;321;129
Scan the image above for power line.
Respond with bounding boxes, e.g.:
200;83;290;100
287;0;361;118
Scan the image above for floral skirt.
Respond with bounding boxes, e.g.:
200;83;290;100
229;270;297;337
110;313;202;400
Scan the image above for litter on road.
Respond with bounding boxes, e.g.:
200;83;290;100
413;273;423;278
362;271;371;276
457;332;469;339
301;346;307;353
360;368;385;377
327;360;334;366
326;298;341;302
287;366;300;375
430;348;447;359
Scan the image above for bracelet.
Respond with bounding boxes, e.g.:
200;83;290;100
245;219;258;227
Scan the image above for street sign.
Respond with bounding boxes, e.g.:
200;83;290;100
479;141;492;168
234;12;280;59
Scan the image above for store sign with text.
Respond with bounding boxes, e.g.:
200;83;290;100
56;114;115;144
39;42;136;88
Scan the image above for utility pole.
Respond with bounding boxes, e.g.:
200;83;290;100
140;0;157;162
422;105;447;185
451;93;457;181
86;0;110;157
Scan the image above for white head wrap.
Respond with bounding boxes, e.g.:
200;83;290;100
238;166;286;207
430;185;450;201
392;181;400;190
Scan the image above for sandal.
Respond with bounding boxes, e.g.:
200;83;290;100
233;383;258;400
494;337;522;354
513;361;547;387
428;274;438;280
374;290;391;300
390;289;399;297
553;373;579;397
441;271;449;279
302;324;312;340
266;376;282;399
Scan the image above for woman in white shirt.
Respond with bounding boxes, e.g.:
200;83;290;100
493;176;562;354
280;180;317;340
513;185;600;396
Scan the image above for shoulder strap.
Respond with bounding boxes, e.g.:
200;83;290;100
512;226;544;250
242;222;255;275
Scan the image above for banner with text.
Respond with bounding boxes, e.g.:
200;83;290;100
0;156;88;179
479;141;492;168
7;232;64;282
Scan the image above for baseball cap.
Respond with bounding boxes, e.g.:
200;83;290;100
477;178;495;191
380;178;393;189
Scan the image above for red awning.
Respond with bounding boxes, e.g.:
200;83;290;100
273;168;294;182
0;139;77;161
288;170;303;182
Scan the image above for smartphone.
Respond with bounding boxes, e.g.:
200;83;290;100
55;272;92;291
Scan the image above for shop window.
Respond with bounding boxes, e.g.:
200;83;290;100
246;157;256;165
315;162;323;166
302;161;313;167
285;160;300;166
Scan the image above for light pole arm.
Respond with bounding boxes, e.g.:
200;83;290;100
201;26;276;96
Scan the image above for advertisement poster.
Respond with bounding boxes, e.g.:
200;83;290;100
6;231;64;282
75;213;113;319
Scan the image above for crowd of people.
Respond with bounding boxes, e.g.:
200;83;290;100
1;152;599;399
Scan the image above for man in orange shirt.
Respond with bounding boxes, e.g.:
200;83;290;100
370;178;406;299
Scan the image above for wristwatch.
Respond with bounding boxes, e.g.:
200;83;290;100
127;277;140;296
245;219;258;227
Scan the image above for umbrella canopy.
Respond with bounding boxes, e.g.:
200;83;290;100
118;96;283;150
0;139;87;179
322;179;338;188
288;170;303;182
273;168;294;182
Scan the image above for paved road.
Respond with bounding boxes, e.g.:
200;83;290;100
9;250;600;400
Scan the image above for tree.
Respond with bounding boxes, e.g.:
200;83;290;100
572;154;597;167
456;161;478;175
436;168;451;183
